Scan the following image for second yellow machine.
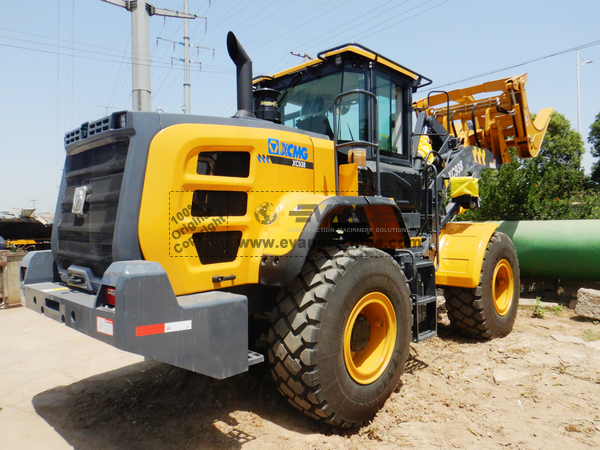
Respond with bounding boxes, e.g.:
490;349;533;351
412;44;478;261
22;32;552;427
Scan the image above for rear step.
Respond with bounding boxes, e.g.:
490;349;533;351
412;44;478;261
412;294;437;342
248;350;264;366
409;258;438;342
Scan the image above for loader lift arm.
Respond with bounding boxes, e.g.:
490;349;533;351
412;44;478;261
412;74;553;226
413;74;553;164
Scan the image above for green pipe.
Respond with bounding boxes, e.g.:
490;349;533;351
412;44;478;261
494;220;600;282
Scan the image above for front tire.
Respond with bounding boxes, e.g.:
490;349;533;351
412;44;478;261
444;232;519;339
268;246;412;428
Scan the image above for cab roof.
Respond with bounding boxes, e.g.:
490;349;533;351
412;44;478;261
254;43;432;90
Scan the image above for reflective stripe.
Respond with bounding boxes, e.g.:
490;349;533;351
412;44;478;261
136;320;192;337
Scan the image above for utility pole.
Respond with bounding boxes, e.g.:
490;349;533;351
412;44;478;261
576;49;593;135
157;16;211;114
183;0;191;114
100;0;197;112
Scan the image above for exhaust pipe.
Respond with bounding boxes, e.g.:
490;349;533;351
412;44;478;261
227;32;255;118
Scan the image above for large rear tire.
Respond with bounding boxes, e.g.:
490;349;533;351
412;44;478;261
444;232;519;339
268;246;412;428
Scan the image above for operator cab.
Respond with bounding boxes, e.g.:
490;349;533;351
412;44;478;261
254;44;431;166
254;44;432;212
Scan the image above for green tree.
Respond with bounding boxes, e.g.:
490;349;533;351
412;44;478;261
460;111;597;221
589;112;600;183
524;111;586;219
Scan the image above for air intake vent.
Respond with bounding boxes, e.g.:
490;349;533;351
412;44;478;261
193;231;242;265
88;117;110;136
65;128;81;145
196;152;250;178
192;191;247;217
65;116;116;146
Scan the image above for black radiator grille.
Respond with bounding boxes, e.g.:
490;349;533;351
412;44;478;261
57;140;129;277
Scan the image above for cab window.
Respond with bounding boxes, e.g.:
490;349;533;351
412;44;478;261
277;68;367;142
335;71;368;143
375;72;404;157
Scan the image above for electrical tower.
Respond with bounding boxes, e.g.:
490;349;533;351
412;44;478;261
101;0;197;112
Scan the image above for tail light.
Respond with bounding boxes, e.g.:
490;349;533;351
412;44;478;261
104;286;116;307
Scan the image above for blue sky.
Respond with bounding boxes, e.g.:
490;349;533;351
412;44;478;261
1;0;599;213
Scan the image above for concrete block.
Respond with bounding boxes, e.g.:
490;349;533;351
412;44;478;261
575;288;600;321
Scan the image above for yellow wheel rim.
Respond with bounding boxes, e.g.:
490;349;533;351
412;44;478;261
492;259;514;316
343;292;396;385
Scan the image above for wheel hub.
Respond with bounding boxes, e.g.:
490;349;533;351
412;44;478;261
493;259;514;316
343;292;397;385
350;314;371;352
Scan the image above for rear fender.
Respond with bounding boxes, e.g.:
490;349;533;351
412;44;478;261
259;196;410;286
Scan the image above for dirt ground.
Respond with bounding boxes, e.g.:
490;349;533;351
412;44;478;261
2;302;600;450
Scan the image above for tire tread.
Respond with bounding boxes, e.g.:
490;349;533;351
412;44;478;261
268;246;406;428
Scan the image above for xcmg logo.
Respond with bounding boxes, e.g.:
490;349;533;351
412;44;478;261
268;138;308;161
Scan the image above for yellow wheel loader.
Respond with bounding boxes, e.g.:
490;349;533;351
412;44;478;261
21;32;552;428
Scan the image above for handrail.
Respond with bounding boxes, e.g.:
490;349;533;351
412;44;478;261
425;163;440;271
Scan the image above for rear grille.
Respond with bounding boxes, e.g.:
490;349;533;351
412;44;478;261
193;231;242;265
57;140;129;277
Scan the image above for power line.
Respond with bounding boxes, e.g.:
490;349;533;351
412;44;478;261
265;0;434;74
177;0;348;74
0;42;233;73
70;0;75;127
55;0;61;194
206;0;254;31
292;0;403;52
226;0;280;36
245;0;341;51
0;33;210;69
424;38;600;92
350;0;447;43
0;26;135;59
107;35;131;109
201;0;278;48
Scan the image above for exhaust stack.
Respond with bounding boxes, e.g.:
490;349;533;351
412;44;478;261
227;32;255;118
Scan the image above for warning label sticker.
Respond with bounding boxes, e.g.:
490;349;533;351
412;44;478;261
97;316;114;336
